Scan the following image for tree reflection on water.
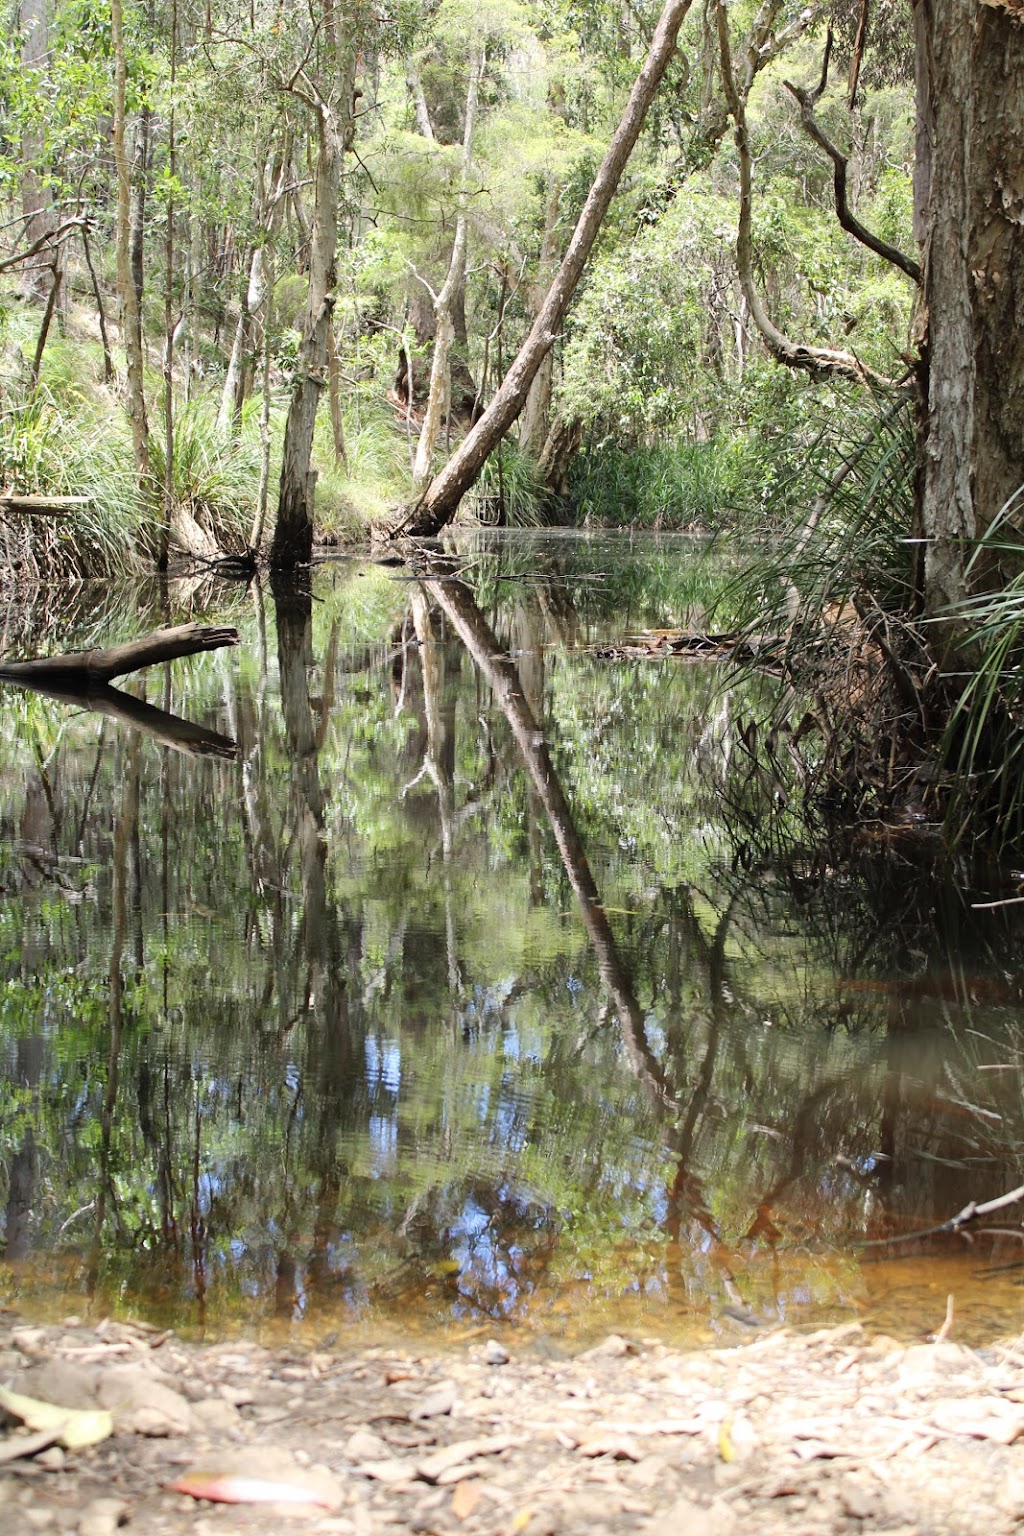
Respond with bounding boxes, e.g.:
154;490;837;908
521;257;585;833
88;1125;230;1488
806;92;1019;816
2;535;1024;1344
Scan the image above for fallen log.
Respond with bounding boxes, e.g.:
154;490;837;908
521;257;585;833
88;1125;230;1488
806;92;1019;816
0;493;94;518
0;623;239;687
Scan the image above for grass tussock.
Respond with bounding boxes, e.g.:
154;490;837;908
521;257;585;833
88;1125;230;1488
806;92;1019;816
149;396;262;555
566;438;753;530
314;406;413;538
0;383;150;580
469;441;546;528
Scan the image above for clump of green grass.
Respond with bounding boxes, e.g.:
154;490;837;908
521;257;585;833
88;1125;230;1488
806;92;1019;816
941;487;1024;848
566;438;752;530
313;402;413;539
468;441;546;527
0;384;149;577
148;395;261;552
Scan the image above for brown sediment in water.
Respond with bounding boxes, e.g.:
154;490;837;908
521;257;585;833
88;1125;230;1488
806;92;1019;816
2;1310;1023;1535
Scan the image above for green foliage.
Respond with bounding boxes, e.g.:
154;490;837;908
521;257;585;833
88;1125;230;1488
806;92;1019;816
566;437;754;530
470;440;546;527
719;386;917;637
942;488;1024;848
313;401;414;534
148;396;260;548
0;380;148;577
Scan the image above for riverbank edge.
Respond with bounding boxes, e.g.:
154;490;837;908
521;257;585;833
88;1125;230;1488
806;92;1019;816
2;1310;1024;1535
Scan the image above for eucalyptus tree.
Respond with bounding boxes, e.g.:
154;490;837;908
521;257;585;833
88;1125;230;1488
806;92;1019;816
110;0;152;502
389;0;696;538
409;21;486;490
913;0;1024;621
708;0;1024;624
269;0;376;570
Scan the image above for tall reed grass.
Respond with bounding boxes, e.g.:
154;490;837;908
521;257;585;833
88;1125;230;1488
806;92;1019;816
566;438;751;530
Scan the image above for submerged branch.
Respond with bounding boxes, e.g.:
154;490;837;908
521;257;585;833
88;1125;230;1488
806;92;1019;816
861;1182;1024;1249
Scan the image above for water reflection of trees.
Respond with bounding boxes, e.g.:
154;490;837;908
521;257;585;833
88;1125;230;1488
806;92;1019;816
3;558;1024;1333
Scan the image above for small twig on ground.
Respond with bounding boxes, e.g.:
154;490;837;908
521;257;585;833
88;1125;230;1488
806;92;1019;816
934;1294;955;1344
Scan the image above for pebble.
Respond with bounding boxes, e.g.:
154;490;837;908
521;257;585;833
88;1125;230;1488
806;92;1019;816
76;1499;128;1536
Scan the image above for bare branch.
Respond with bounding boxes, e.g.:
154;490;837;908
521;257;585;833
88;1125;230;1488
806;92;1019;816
0;216;87;275
860;1182;1024;1249
784;34;921;283
716;0;901;389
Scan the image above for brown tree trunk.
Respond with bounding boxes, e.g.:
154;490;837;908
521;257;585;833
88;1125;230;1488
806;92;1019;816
19;0;53;303
915;0;1024;622
387;0;694;540
327;309;348;468
129;101;152;323
519;175;562;460
412;44;485;489
271;37;358;571
111;0;151;498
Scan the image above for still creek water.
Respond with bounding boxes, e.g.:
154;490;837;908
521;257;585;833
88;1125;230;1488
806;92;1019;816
2;531;1024;1350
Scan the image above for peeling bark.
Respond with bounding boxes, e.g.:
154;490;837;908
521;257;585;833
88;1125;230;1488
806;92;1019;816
111;0;151;500
271;33;358;572
915;0;1024;618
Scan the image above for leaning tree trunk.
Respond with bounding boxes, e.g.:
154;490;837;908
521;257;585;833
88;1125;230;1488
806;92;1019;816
411;43;485;489
387;0;694;540
915;0;1024;622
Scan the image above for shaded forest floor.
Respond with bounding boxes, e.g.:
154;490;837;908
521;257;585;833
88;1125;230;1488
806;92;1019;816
3;1309;1024;1536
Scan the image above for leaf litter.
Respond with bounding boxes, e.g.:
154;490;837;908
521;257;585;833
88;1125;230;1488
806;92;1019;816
2;1312;1024;1533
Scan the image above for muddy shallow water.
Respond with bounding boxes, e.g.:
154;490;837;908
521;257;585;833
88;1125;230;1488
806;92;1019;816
2;531;1024;1350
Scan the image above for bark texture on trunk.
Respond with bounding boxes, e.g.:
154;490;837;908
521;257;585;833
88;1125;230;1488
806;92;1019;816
387;0;694;540
916;0;1024;617
519;176;563;461
111;0;151;496
19;0;53;303
411;44;484;488
271;71;354;570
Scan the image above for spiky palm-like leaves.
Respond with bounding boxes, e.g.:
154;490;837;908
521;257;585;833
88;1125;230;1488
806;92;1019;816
941;487;1024;848
713;388;932;841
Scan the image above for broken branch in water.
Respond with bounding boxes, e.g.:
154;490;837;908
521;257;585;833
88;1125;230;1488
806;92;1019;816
861;1182;1024;1249
0;623;239;687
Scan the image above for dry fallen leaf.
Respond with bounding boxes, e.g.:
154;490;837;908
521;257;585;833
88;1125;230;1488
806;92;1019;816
0;1384;113;1449
168;1449;343;1508
168;1469;341;1507
451;1480;484;1520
